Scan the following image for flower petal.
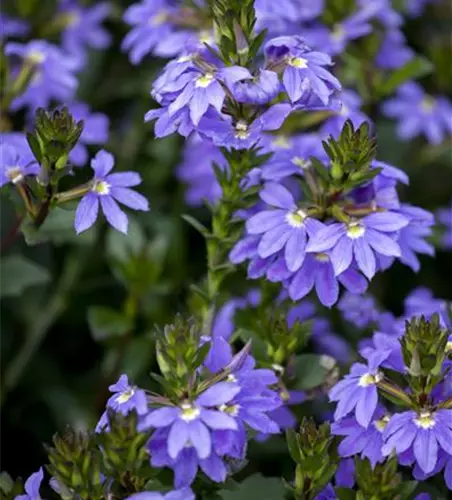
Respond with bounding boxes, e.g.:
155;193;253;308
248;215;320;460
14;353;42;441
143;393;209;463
188;420;211;459
100;196;128;233
110;187;149;211
366;228;401;257
365;212;409;232
196;382;240;407
200;409;238;430
306;224;345;252
91;149;115;177
74;193;99;234
354;238;376;279
260;182;295;209
168;420;189;459
414;430;438;474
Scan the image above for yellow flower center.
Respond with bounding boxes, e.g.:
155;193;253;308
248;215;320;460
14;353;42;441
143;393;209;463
445;341;452;354
286;209;307;228
7;167;24;184
332;25;345;41
219;404;240;417
196;73;214;88
116;388;135;404
415;411;436;429
227;374;238;383
374;415;390;432
358;372;381;387
288;56;309;69
150;11;167;26
315;253;330;263
291;156;311;169
92;180;110;195
27;50;45;64
272;136;291;149
347;222;365;239
180;403;200;422
421;97;435;113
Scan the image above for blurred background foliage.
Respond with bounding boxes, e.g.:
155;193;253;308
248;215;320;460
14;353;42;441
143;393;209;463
0;0;451;488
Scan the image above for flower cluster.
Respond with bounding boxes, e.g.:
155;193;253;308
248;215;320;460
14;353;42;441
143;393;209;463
330;298;452;489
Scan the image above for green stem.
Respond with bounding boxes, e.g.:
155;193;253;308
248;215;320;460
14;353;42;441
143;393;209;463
1;251;85;405
377;378;413;408
54;183;91;204
1;61;35;110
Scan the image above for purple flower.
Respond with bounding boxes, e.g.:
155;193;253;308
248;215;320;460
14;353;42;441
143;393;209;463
140;382;240;460
126;488;194;500
397;205;435;272
59;1;111;63
321;90;369;138
68;102;110;167
288;252;368;307
149;429;229;487
403;287;451;329
122;0;195;63
382;82;452;144
261;133;327;181
96;374;148;431
306;10;373;56
265;36;341;104
75;150;149;234
306;212;409;279
176;137;226;206
375;30;414;70
5;40;80;112
15;468;43;500
407;0;439;17
231;69;280;105
0;14;29;41
332;411;390;468
437;203;452;250
245;182;323;272
382;409;452;474
310;318;353;363
165;65;252;126
338;292;379;328
0;143;39;187
329;362;382;428
198;104;293;149
357;0;402;28
359;331;405;374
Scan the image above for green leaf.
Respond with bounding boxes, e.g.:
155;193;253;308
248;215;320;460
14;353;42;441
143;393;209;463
0;255;50;297
181;214;211;237
293;354;332;390
379;56;433;96
219;474;286;500
87;306;132;341
285;428;301;463
0;472;13;494
106;216;146;263
335;488;356;500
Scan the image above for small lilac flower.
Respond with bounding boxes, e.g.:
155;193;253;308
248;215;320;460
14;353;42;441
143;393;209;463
437;204;452;250
0;14;29;41
332;411;390;468
375;30;414;70
68;102;110;167
75;150;149;234
15;468;43;500
360;331;405;374
166;65;252;126
397;205;435;272
122;0;194;63
96;374;148;431
311;318;353;363
231;69;280;105
338;292;379;328
59;1;111;63
307;10;373;56
382;82;452;144
382;409;452;474
403;287;451;329
198;104;293;149
149;429;229;487
329;362;382;428
0;143;39;187
265;36;341;104
358;0;402;28
176;137;226;206
321;90;369;138
306;212;409;279
288;252;368;307
261;133;327;181
5;40;80;112
126;488;194;500
246;182;323;272
140;382;240;460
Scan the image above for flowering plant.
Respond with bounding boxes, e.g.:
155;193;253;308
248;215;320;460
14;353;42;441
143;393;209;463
1;0;451;499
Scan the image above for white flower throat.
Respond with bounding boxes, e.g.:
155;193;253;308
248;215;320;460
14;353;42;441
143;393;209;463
358;372;382;387
7;167;24;184
92;180;111;195
288;56;309;69
414;411;436;430
196;73;215;88
180;403;200;422
286;209;307;228
235;121;250;140
347;221;365;239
